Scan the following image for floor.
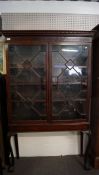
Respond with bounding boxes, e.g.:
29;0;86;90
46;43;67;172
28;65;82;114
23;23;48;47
3;155;99;175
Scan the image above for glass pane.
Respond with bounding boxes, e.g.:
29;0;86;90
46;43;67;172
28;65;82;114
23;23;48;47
9;45;47;120
52;45;88;120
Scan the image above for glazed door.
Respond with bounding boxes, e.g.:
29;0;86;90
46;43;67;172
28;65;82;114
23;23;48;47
7;42;91;123
51;44;90;120
8;44;48;121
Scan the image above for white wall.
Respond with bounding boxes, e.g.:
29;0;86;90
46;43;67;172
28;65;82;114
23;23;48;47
0;1;96;157
11;132;80;157
0;1;99;14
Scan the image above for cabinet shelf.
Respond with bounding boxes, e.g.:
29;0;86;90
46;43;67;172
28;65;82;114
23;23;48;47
53;65;87;69
12;99;46;103
52;82;87;85
10;83;46;86
53;98;86;102
10;66;45;69
10;82;87;86
11;98;86;103
9;64;87;69
10;65;87;69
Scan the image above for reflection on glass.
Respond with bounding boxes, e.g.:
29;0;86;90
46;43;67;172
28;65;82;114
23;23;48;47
52;45;88;120
9;45;47;120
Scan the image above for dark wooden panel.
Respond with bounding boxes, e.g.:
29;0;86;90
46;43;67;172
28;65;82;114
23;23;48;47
91;26;99;168
8;121;89;132
1;30;94;37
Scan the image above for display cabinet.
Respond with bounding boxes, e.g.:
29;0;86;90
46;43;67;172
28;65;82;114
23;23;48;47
2;30;93;132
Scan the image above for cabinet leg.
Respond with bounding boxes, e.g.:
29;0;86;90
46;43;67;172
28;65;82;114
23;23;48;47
14;134;19;159
0;158;3;175
84;132;92;170
6;135;15;172
80;132;83;156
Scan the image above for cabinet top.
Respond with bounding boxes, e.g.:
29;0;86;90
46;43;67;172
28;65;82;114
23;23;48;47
0;30;94;38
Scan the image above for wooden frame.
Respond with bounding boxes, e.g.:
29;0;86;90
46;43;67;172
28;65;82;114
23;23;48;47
0;30;94;132
90;26;99;168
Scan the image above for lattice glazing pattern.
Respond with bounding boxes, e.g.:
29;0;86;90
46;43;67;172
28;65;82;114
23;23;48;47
9;45;47;120
52;45;88;120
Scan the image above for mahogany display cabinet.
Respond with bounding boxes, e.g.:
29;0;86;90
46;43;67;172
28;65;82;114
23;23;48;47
1;30;94;133
1;30;99;168
0;30;96;169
